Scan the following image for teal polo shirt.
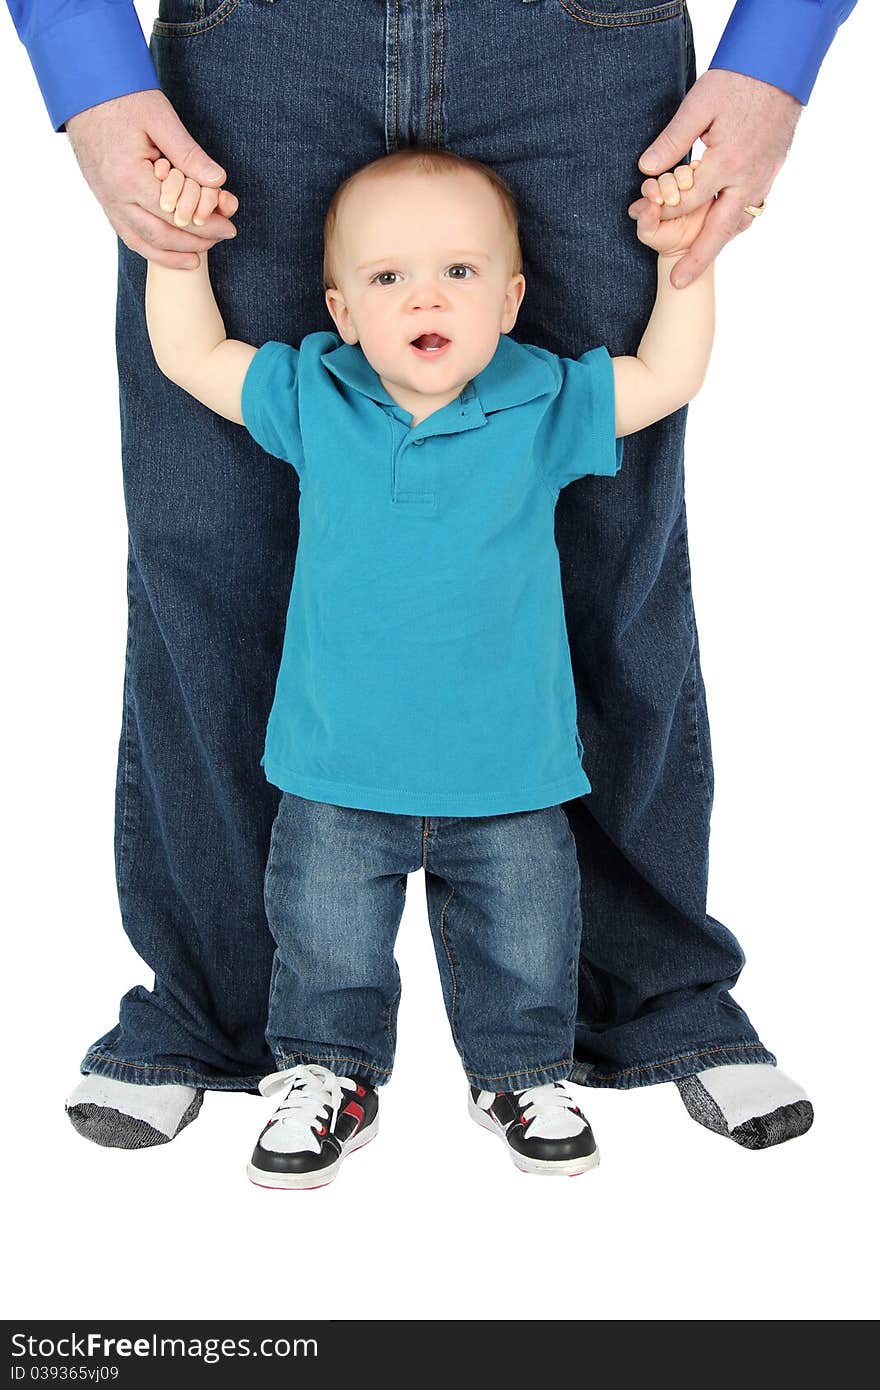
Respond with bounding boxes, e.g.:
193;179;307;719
241;330;623;816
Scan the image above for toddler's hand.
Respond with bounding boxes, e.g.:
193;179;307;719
152;156;239;232
628;159;710;263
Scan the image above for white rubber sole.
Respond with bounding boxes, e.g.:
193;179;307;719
468;1093;600;1177
247;1115;379;1190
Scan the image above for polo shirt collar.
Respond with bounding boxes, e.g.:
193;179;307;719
321;333;555;437
471;333;556;414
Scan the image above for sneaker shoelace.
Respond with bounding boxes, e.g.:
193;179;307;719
259;1064;357;1152
513;1082;586;1140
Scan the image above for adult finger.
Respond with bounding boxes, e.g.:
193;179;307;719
145;105;226;187
667;187;758;288
123;238;202;270
123;202;232;256
638;81;715;176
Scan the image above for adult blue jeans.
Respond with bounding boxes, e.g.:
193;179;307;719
84;0;775;1092
265;795;582;1090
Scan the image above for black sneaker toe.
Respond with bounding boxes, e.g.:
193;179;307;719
250;1135;341;1176
507;1124;597;1163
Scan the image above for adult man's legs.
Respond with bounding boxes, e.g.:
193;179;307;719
69;2;390;1142
438;0;808;1140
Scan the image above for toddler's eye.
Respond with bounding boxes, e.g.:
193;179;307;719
372;271;400;286
447;264;475;279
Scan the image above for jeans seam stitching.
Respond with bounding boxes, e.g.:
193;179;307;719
116;561;135;893
385;977;402;1045
557;0;683;26
437;0;445;146
83;1052;262;1085
678;523;712;802
589;1041;770;1081
114;553;139;900
466;1059;573;1085
392;0;400;148
428;0;435;145
152;0;241;38
438;885;459;1039
277;1051;393;1077
687;650;711;801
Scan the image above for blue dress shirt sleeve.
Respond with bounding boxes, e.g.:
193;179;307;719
240;341;304;470
709;0;857;105
6;0;160;132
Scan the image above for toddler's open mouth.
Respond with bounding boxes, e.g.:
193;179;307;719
410;333;451;359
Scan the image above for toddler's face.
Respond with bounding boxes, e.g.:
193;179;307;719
324;167;525;421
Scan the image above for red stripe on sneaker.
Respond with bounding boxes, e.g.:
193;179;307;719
343;1101;364;1127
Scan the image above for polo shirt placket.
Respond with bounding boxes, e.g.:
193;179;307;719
396;390;486;511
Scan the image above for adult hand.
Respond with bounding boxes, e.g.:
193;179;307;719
66;89;238;269
636;70;802;288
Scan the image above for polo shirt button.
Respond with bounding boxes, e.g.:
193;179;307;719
414;439;425;446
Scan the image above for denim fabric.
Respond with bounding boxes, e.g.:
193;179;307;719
84;0;774;1093
264;795;582;1090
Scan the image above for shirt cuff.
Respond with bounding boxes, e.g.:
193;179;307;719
589;346;624;478
709;0;849;106
24;2;160;132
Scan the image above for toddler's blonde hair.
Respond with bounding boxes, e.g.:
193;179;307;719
322;146;523;290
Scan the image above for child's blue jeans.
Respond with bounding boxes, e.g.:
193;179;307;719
264;794;582;1090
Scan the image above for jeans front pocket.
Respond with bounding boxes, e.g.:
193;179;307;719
556;0;684;25
152;0;245;39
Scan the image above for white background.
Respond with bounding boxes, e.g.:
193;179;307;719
1;3;877;1323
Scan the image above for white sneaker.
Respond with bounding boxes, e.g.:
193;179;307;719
469;1081;599;1176
247;1064;379;1189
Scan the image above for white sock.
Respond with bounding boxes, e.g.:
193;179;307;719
66;1075;202;1149
676;1063;813;1150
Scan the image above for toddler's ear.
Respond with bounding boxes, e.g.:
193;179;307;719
502;273;526;333
325;288;358;344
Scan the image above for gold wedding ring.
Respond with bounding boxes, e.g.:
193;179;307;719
744;200;766;217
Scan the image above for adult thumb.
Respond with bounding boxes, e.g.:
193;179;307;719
148;104;226;185
638;87;707;175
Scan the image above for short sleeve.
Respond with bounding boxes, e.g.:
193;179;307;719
538;344;623;493
240;340;302;469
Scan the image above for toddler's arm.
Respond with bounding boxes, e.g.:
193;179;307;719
145;251;256;422
613;161;714;438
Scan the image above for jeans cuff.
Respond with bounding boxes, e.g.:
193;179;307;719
273;1048;393;1087
81;1050;265;1092
570;1041;777;1090
465;1058;573;1091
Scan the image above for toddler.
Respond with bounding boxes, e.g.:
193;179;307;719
145;146;711;1188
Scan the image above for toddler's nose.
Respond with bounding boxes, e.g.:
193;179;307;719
407;280;448;311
